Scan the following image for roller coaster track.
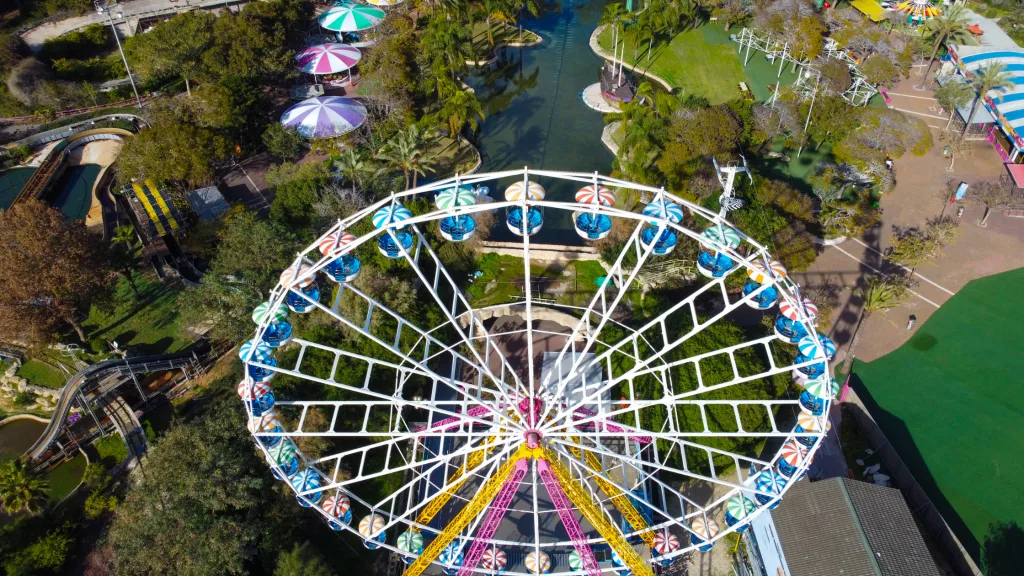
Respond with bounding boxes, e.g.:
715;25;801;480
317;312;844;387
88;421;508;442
26;348;202;460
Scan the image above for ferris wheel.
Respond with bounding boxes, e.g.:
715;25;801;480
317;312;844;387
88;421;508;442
238;168;836;576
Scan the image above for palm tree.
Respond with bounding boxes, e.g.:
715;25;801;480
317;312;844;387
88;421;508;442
378;125;438;190
844;274;909;364
423;16;473;80
113;225;137;252
635;80;655;105
601;3;626;52
440;89;486;149
334;149;377;193
483;0;515;47
922;6;972;83
962;63;1014;139
0;459;50;516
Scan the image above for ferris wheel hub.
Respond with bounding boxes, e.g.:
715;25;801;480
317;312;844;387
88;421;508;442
524;430;543;449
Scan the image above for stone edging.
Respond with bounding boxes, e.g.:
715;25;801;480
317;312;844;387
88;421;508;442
0;413;50;427
814;235;847;246
467;29;544;66
589;25;675;93
601;121;622;155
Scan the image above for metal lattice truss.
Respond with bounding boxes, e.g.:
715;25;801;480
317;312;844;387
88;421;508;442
734;28;878;107
240;169;834;575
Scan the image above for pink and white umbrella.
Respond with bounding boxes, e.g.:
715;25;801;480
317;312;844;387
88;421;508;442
281;96;367;139
295;43;361;75
319;231;357;257
780;440;808;466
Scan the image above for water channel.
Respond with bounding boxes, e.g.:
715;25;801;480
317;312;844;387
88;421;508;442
467;0;615;244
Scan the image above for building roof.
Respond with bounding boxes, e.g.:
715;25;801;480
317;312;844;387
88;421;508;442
851;0;886;23
187;186;230;221
770;478;942;576
950;45;1024;145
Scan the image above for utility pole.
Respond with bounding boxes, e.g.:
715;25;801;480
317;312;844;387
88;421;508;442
96;2;143;108
798;72;820;157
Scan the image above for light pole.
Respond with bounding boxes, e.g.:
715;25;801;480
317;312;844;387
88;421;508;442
96;2;143;109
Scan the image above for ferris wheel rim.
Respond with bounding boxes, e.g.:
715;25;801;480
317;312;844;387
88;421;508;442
239;168;832;572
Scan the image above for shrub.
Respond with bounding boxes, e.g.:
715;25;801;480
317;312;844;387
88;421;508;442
39;24;110;63
84;491;118;519
51;55;125;82
14;391;35;406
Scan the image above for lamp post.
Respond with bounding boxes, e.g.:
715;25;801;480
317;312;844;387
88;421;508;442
96;1;143;108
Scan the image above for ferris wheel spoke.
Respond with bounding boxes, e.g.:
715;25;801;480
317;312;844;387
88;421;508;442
388;224;531;407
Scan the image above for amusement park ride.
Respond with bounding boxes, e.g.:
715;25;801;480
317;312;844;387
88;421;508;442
238;164;836;574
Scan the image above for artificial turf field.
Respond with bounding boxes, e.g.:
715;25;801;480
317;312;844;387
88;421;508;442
852;268;1024;558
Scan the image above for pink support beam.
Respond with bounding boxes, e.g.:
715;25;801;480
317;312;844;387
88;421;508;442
415;404;499;434
572;407;653;444
537;459;602;576
457;459;529;576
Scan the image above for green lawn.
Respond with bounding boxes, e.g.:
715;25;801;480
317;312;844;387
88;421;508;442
83;273;189;356
467;254;606;308
851;268;1024;562
470;20;540;59
428;136;479;178
46;452;86;503
15;359;65;390
600;24;747;104
94;435;128;469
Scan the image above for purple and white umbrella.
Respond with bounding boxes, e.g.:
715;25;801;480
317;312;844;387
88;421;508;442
280;96;367;139
295;43;361;75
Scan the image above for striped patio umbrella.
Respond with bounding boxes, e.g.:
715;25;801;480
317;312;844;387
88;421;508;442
690;516;721;540
796;409;829;433
438;542;464;571
778;297;819;321
481;546;507;571
252;301;288;325
726;495;757;522
802;376;840;399
239;339;273;363
319;231;357;256
280;263;314;289
280;96;367;139
746;258;787;283
895;0;941;21
524;551;551;574
780;440;807;467
653;530;681;554
295;43;361;75
505;180;545;201
322;493;351;519
702;225;741;249
756;469;783;497
267;438;297;464
359;514;386;538
318;3;385;32
576;184;615;206
436;186;477;209
797;334;837;359
396;529;424;555
372;203;413;228
236;380;272;401
642;199;684;223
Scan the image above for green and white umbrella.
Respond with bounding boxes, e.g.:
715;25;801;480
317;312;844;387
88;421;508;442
436;186;477;210
727;495;757;520
802;376;840;399
319;3;386;32
252;301;289;325
396;529;424;554
568;550;582;570
702;224;742;250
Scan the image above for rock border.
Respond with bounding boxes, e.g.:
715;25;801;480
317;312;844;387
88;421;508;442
589;25;675;93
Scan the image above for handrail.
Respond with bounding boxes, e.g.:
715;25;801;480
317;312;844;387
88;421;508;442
26;348;203;460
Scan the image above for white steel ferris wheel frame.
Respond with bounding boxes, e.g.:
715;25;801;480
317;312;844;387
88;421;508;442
240;168;832;575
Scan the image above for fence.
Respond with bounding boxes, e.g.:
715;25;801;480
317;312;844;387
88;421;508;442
842;388;982;576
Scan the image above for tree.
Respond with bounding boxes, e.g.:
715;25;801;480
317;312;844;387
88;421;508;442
0;459;49;515
925;216;961;246
934;80;974;131
817;60;852;96
422;16;472;84
0;201;109;343
962;63;1014;139
923;6;972;83
109;239;142;299
791;16;826;72
972;176;1024;226
106;393;294;575
378;124;438;189
845;274;909;362
129;11;214;96
201;1;309;83
860;54;900;88
658;105;741;186
262;123;303;161
1;526;72;575
886;227;942;279
601;3;626;51
805;95;859;150
439;89;485;148
713;0;750;32
275;543;334;576
940;130;973;171
334;148;378;193
117;106;228;188
267;161;333;231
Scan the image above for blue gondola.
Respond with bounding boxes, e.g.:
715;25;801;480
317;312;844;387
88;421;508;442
696;250;737;278
794;353;826;379
799;389;827;415
439;215;477;242
292;468;324;507
774;316;809;343
325;254;361;283
285;284;320;313
246;357;277;381
742;281;779;310
328;510;353;531
573;211;613;240
505;206;543;236
754;469;786;509
377;230;414;258
260;321;293;347
639;226;678;255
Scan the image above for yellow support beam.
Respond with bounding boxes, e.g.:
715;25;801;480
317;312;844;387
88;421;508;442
415;436;499;527
144;179;178;230
542;448;655;576
132;182;166;237
565;437;656;547
403;446;530;576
